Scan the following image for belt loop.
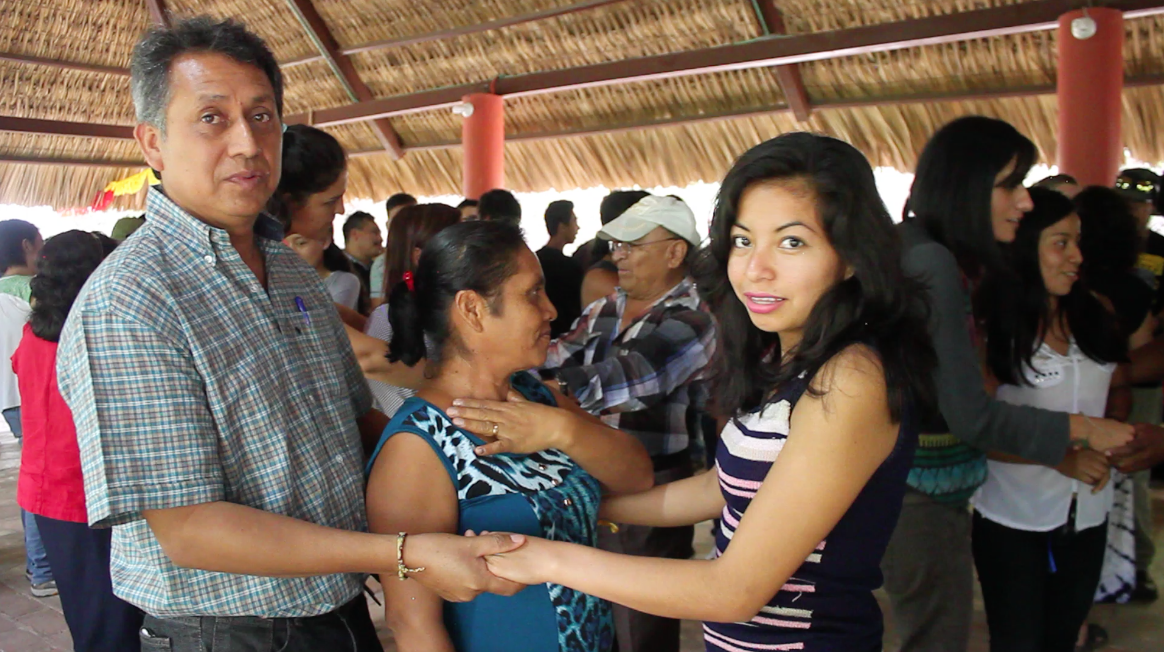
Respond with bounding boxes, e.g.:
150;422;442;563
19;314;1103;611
210;615;233;652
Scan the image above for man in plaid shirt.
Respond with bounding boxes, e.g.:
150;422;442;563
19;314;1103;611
57;17;522;652
541;195;717;652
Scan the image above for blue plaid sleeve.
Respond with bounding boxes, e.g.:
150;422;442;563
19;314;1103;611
556;308;716;414
58;307;225;528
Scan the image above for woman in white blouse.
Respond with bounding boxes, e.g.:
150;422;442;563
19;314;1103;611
972;187;1131;652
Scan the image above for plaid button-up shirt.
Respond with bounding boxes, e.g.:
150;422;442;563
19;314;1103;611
543;278;716;458
58;189;372;618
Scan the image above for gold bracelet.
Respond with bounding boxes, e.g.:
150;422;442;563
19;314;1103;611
396;532;426;581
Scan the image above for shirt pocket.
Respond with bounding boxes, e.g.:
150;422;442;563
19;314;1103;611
276;308;349;401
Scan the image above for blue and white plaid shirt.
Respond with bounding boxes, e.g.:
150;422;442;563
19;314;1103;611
58;188;372;618
543;278;716;458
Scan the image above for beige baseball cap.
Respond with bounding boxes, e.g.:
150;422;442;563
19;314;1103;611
597;195;700;246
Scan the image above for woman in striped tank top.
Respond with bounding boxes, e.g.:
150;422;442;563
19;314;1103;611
481;133;938;651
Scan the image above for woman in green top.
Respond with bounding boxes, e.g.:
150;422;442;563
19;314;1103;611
0;218;50;597
0;219;42;301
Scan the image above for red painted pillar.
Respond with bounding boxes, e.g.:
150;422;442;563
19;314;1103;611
461;93;505;200
1057;8;1124;187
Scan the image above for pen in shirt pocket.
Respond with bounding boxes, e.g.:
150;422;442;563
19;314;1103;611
294;296;312;327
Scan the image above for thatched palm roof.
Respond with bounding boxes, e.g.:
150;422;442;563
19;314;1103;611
1;0;1163;209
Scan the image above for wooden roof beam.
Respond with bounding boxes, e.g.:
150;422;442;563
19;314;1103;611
403;73;1164;153
291;0;1164;127
0;53;129;77
8;74;1164;167
279;0;631;68
749;0;811;122
0;155;144;167
145;0;171;28
0;116;135;140
284;0;404;159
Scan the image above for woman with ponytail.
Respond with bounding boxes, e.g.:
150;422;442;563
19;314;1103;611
468;133;937;652
365;220;652;652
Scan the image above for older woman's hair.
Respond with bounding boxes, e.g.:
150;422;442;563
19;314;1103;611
130;17;282;133
30;231;118;342
387;221;527;368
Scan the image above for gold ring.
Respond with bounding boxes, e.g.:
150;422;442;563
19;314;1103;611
491;422;499;437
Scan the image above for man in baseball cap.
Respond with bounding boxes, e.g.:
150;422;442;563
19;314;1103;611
540;194;716;652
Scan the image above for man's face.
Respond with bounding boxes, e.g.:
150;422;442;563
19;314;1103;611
134;52;282;230
1131;201;1154;233
611;226;684;299
564;214;579;244
348;221;383;260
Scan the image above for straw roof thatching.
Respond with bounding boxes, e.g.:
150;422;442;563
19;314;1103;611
1;0;1163;208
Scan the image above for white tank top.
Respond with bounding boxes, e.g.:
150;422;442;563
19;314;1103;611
972;339;1114;532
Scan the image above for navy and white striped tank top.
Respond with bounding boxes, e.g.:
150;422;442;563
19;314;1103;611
704;375;917;652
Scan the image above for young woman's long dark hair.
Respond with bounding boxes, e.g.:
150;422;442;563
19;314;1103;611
387;220;527;368
978;187;1126;386
266;124;346;232
29;231;117;342
700;132;936;422
383;204;462;300
905;116;1038;278
1074;186;1141;275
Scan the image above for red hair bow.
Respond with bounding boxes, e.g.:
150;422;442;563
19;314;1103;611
403;271;415;292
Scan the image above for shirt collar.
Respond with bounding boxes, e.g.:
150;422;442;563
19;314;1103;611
345;251;369;271
615;277;700;313
147;186;284;257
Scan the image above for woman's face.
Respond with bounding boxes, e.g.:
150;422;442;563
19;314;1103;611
283;233;327;269
478;247;558;370
289;170;347;245
1038;214;1083;298
991;158;1034;243
726;180;848;352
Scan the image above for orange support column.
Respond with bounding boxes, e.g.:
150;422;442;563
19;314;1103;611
461;93;505;200
1057;8;1124;187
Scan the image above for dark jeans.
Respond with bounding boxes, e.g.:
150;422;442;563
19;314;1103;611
33;514;143;652
139;597;383;652
600;461;694;652
972;511;1107;652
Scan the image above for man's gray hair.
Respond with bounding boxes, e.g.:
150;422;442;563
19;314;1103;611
130;16;284;134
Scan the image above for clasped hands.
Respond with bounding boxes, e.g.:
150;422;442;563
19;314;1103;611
404;530;551;603
1059;422;1164;492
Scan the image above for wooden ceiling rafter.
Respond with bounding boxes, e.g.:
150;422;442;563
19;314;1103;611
145;0;172;28
7;72;1164;154
286;0;1164;128
748;0;812;122
279;0;633;68
284;0;405;158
